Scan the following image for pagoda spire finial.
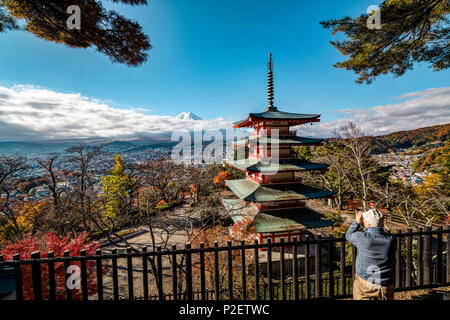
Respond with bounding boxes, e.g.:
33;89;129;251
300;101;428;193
265;53;277;112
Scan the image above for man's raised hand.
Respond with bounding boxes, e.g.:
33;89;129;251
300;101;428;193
355;210;363;224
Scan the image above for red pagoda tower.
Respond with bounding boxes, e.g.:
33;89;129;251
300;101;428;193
223;54;335;243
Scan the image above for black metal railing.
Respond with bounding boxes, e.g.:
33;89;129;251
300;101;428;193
0;226;448;300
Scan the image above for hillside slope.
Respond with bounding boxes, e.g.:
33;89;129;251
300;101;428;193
368;123;449;154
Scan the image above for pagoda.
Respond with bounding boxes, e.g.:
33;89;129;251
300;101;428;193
223;54;335;244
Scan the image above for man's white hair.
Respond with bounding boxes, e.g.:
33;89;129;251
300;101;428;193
363;209;384;227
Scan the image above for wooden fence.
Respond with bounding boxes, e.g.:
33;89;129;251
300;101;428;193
0;226;448;300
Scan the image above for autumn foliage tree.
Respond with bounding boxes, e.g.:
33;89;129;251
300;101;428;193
213;170;232;189
100;154;136;226
1;232;105;300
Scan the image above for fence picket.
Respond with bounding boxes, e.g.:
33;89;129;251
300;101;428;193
253;239;260;300
111;248;119;300
446;227;450;283
127;247;134;300
406;228;412;288
304;235;311;299
417;227;423;286
185;243;193;301
339;236;345;296
327;240;334;297
80;249;88;300
267;239;273;300
314;235;322;298
157;246;164;300
214;242;219;301
63;250;72;300
171;245;177;301
292;237;298;300
424;226;432;285
13;253;23;301
395;229;402;289
280;238;286;300
436;226;443;284
30;251;42;301
142;247;149;301
240;240;247;300
47;251;56;300
200;243;206;300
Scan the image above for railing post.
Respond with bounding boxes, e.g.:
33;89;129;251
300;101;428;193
214;242;220;300
13;254;23;301
30;251;42;300
157;246;164;300
126;247;134;300
424;226;432;285
200;243;206;300
95;249;103;301
314;235;322;298
405;228;412;288
47;251;56;300
111;248;119;300
80;249;88;301
304;235;311;299
227;240;233;300
292;237;298;300
142;246;149;300
339;234;345;296
395;229;402;289
267;239;273;300
280;238;286;300
63;250;72;300
253;239;260;300
446;227;450;284
417;227;423;286
185;243;192;301
328;239;334;297
171;245;177;301
436;226;443;284
240;240;247;300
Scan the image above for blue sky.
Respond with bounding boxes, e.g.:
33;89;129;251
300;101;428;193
0;0;449;141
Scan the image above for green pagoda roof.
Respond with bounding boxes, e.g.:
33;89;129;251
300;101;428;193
232;136;323;146
225;179;335;202
227;158;329;173
222;198;259;223
222;198;334;233
254;207;335;233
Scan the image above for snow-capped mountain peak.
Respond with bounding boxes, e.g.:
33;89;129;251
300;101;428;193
176;112;202;120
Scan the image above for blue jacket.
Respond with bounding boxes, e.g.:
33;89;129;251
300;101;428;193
345;222;396;286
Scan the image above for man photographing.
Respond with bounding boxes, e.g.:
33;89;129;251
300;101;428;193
346;204;396;300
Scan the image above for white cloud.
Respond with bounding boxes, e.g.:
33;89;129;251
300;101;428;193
0;85;448;142
0;85;232;141
297;87;450;138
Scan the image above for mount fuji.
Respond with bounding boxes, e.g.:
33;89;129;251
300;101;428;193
175;112;202;120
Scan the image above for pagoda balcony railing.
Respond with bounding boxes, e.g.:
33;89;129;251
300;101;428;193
260;177;302;184
1;226;448;301
250;130;297;138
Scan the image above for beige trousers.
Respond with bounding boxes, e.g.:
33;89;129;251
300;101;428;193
352;273;394;300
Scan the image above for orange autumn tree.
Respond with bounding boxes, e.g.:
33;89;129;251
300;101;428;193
0;197;45;241
213;171;232;189
189;217;262;299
